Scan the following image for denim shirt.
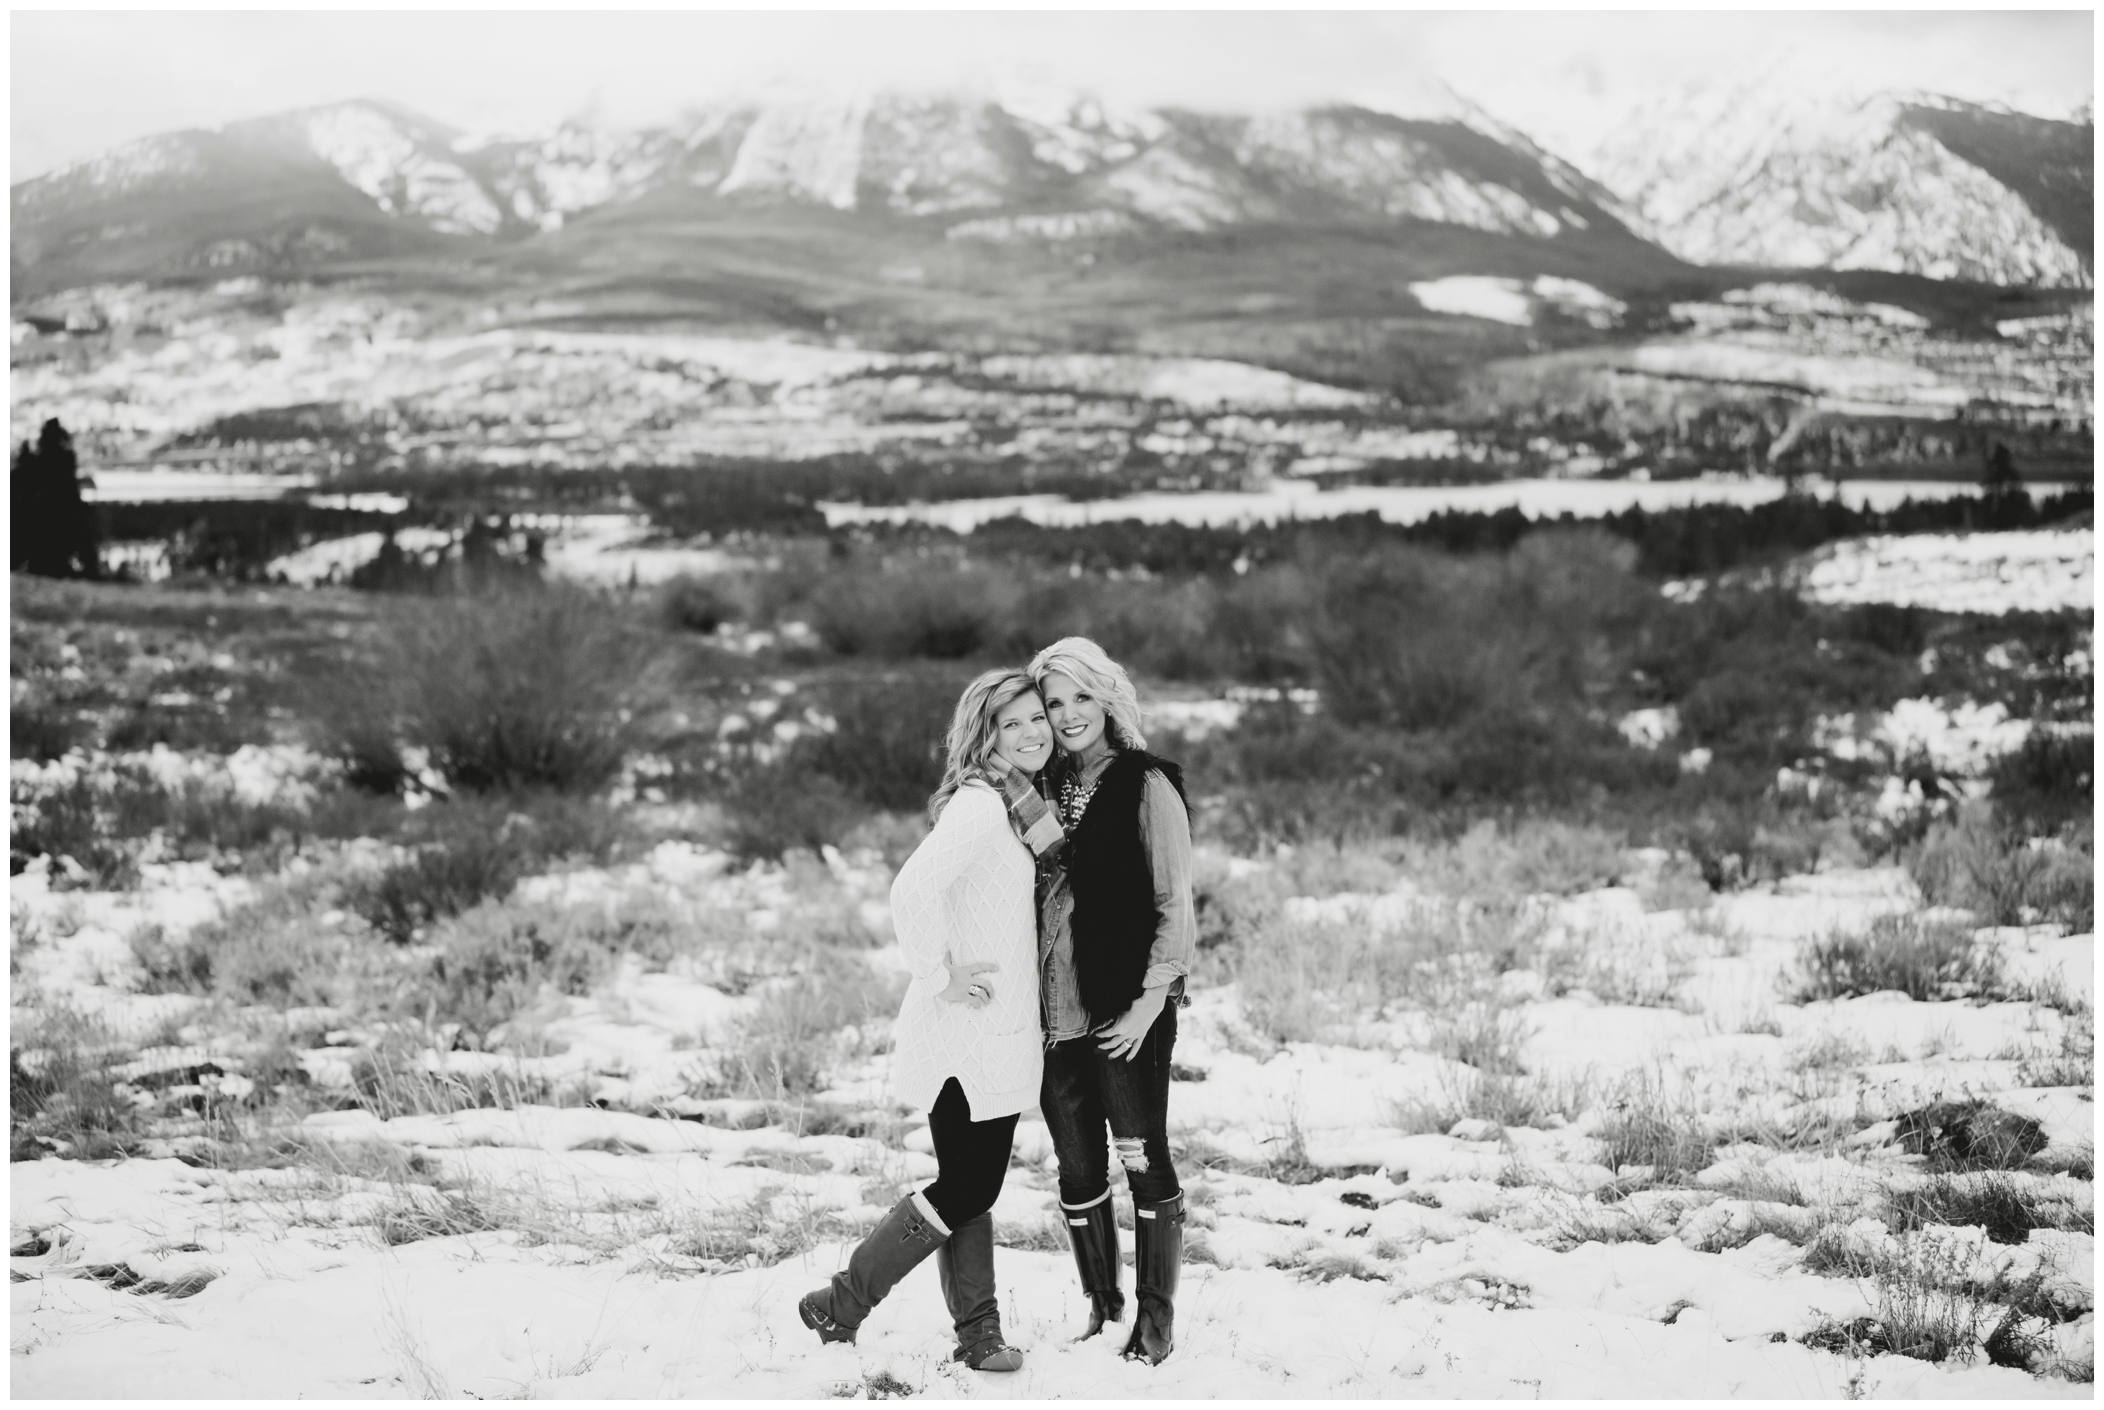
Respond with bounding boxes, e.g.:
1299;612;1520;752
1038;755;1196;1043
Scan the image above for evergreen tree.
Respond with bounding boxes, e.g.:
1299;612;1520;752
10;419;100;578
1982;441;2023;501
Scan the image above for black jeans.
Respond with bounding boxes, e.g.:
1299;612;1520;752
919;1077;1021;1232
1040;1001;1181;1207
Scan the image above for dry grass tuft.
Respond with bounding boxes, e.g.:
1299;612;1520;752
1595;1071;1715;1185
1791;914;2006;1004
1392;1067;1593;1136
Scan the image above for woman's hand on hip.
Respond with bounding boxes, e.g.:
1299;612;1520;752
938;960;1000;1008
1095;985;1168;1061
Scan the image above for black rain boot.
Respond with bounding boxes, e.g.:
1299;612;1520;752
799;1194;948;1345
1061;1195;1125;1339
935;1213;1025;1371
1121;1191;1184;1366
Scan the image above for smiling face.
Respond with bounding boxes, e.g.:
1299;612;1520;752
1040;671;1110;758
990;689;1052;775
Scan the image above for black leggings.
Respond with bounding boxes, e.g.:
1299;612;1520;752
918;1077;1020;1231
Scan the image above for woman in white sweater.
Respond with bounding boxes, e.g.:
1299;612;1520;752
799;669;1059;1372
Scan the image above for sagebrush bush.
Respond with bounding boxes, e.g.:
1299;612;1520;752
1887;1171;2091;1243
805;561;1018;660
1225;908;1500;1046
720;958;907;1097
1792;913;2004;1004
349;793;635;943
1988;728;2093;834
659;574;755;635
406;899;625;1049
11;689;85;761
131;881;353;1008
1596;1071;1715;1182
799;669;968;813
1410;818;1626;901
355;826;526;945
1393;1067;1593;1135
1891;1103;2051;1175
320;585;656;794
714;756;869;862
9;1007;150;1160
1913;805;2093;931
372;1188;506;1247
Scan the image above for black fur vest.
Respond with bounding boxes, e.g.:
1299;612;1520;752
1062;748;1189;1024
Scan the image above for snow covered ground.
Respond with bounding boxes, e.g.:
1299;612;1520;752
11;840;2093;1398
1803;530;2095;616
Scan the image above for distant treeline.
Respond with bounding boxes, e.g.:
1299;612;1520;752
99;501;397;580
326;453;1253;534
1448;395;2094;480
95;480;2092;586
886;486;2096;580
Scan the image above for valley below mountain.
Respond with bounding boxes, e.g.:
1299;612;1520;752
10;88;2094;497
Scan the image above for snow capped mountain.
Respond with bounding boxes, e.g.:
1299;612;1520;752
10;84;2090;298
1582;84;2090;287
717;97;872;211
235;102;506;236
13;133;212;212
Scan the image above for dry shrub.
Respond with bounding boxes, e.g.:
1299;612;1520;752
1596;1071;1715;1183
1802;1236;2000;1365
1893;1102;2049;1174
9;1007;150;1161
667;1186;828;1267
349;1035;591;1120
718;958;907;1098
1425;999;1531;1074
403;901;625;1050
1230;918;1388;1045
1410;818;1627;901
995;1217;1071;1253
372;1188;505;1246
1791;913;2005;1004
1392;1067;1593;1136
1887;1171;2091;1243
131;876;357;1007
805;562;1020;660
319;585;655;795
1913;805;2093;932
349;793;637;943
1550;1198;1684;1249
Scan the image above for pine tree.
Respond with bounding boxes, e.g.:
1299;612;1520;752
10;419;100;578
1982;441;2022;501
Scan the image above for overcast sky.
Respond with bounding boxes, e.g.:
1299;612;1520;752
12;9;2094;182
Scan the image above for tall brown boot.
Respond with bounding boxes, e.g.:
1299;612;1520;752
798;1194;947;1345
935;1213;1025;1371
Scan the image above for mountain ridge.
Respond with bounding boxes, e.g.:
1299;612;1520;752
13;87;2090;306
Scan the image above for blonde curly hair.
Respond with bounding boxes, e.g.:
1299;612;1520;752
1027;636;1146;750
927;669;1043;821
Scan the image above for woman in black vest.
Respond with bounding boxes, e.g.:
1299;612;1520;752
1028;637;1195;1366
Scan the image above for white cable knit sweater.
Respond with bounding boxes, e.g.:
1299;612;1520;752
888;780;1044;1121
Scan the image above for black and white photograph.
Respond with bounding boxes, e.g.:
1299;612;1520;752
8;7;2095;1397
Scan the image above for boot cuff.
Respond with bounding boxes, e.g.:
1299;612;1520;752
911;1188;953;1238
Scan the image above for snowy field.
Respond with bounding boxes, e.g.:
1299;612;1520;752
1803;531;2095;616
12;510;2092;1397
10;830;2094;1398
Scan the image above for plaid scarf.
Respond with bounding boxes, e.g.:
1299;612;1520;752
984;759;1065;863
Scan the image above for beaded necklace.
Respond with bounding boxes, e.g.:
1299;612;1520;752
1057;772;1099;827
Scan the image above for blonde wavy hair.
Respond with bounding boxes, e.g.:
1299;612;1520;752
928;669;1044;821
1027;636;1147;751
